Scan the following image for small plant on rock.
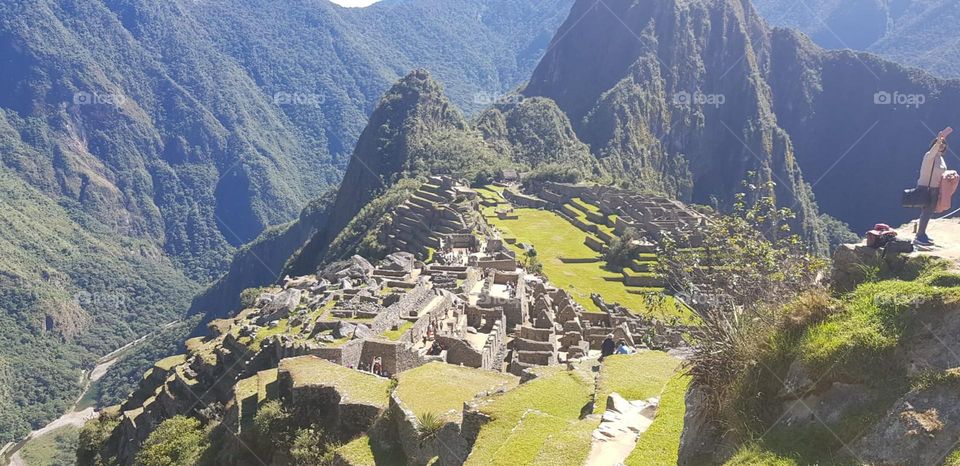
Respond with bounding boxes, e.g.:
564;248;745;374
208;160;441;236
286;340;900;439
416;412;444;444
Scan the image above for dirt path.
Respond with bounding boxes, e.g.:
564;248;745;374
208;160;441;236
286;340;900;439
895;218;960;263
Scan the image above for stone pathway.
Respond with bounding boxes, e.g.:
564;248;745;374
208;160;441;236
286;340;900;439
584;392;658;466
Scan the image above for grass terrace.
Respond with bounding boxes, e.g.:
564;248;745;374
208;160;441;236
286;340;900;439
394;362;518;422
625;374;692;466
594;351;683;414
154;354;187;372
487;207;686;319
335;434;406;466
280;356;391;407
465;368;595;465
381;321;414;341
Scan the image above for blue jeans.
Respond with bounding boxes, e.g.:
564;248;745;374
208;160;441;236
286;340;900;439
918;188;940;237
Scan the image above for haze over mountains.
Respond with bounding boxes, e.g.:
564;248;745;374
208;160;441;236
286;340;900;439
753;0;960;78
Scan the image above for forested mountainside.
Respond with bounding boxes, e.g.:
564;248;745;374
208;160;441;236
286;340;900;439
0;0;574;444
753;0;960;78
522;0;960;236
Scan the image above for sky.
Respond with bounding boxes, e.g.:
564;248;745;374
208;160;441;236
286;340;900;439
329;0;381;6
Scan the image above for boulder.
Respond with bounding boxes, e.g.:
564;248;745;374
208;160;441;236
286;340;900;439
679;384;733;465
849;383;960;465
257;288;302;324
777;360;815;399
382;252;416;272
780;382;878;428
320;255;374;281
830;244;881;293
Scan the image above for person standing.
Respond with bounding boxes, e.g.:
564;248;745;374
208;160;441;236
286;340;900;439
915;132;950;245
600;334;615;361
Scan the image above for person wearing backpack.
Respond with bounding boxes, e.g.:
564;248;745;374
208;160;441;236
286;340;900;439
914;131;950;245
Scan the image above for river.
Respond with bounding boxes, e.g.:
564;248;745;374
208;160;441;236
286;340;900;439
1;321;181;466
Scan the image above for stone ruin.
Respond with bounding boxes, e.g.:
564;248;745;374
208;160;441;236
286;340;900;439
104;177;696;465
535;181;708;247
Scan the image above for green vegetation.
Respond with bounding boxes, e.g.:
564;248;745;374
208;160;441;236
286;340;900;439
0;172;198;443
76;408;120;465
487;207;683;318
465;368;594;465
15;425;80;466
626;374;691;466
594;352;682;414
381;321;414;342
395;362;518;422
800;280;960;382
136;416;209;466
476;97;601;181
336;434;406;466
700;253;960;464
282;357;391;407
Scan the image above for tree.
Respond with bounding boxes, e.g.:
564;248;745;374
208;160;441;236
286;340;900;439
76;410;120;466
656;180;827;405
603;227;644;269
135;416;208;466
521;248;543;274
290;427;338;466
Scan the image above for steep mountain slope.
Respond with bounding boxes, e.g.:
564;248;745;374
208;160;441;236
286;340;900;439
282;70;505;278
753;0;960;78
524;0;960;235
0;0;573;443
523;0;827;251
0;0;574;281
0;171;197;443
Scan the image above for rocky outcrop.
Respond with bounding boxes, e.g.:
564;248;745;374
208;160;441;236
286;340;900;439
849;383;960;465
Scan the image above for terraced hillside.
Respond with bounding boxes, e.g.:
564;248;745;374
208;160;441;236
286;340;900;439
78;178;695;465
480;184;697;321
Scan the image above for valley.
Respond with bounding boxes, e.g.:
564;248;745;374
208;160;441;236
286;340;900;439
4;0;960;464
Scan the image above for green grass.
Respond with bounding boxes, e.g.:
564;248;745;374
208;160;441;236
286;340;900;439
487;207;685;319
594;351;682;414
625;374;691;465
394;362;518;422
154;354;187;371
381;321;414;341
465;368;595;465
725;445;801;465
280;356;392;407
234;374;260;401
16;425;81;466
800;280;960;382
335;435;406;466
250;318;291;350
570;197;601;214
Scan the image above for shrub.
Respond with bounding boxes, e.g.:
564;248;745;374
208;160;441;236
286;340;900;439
290;427;339;466
416;412;444;444
135;416;208;466
604;227;644;269
76;409;120;466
